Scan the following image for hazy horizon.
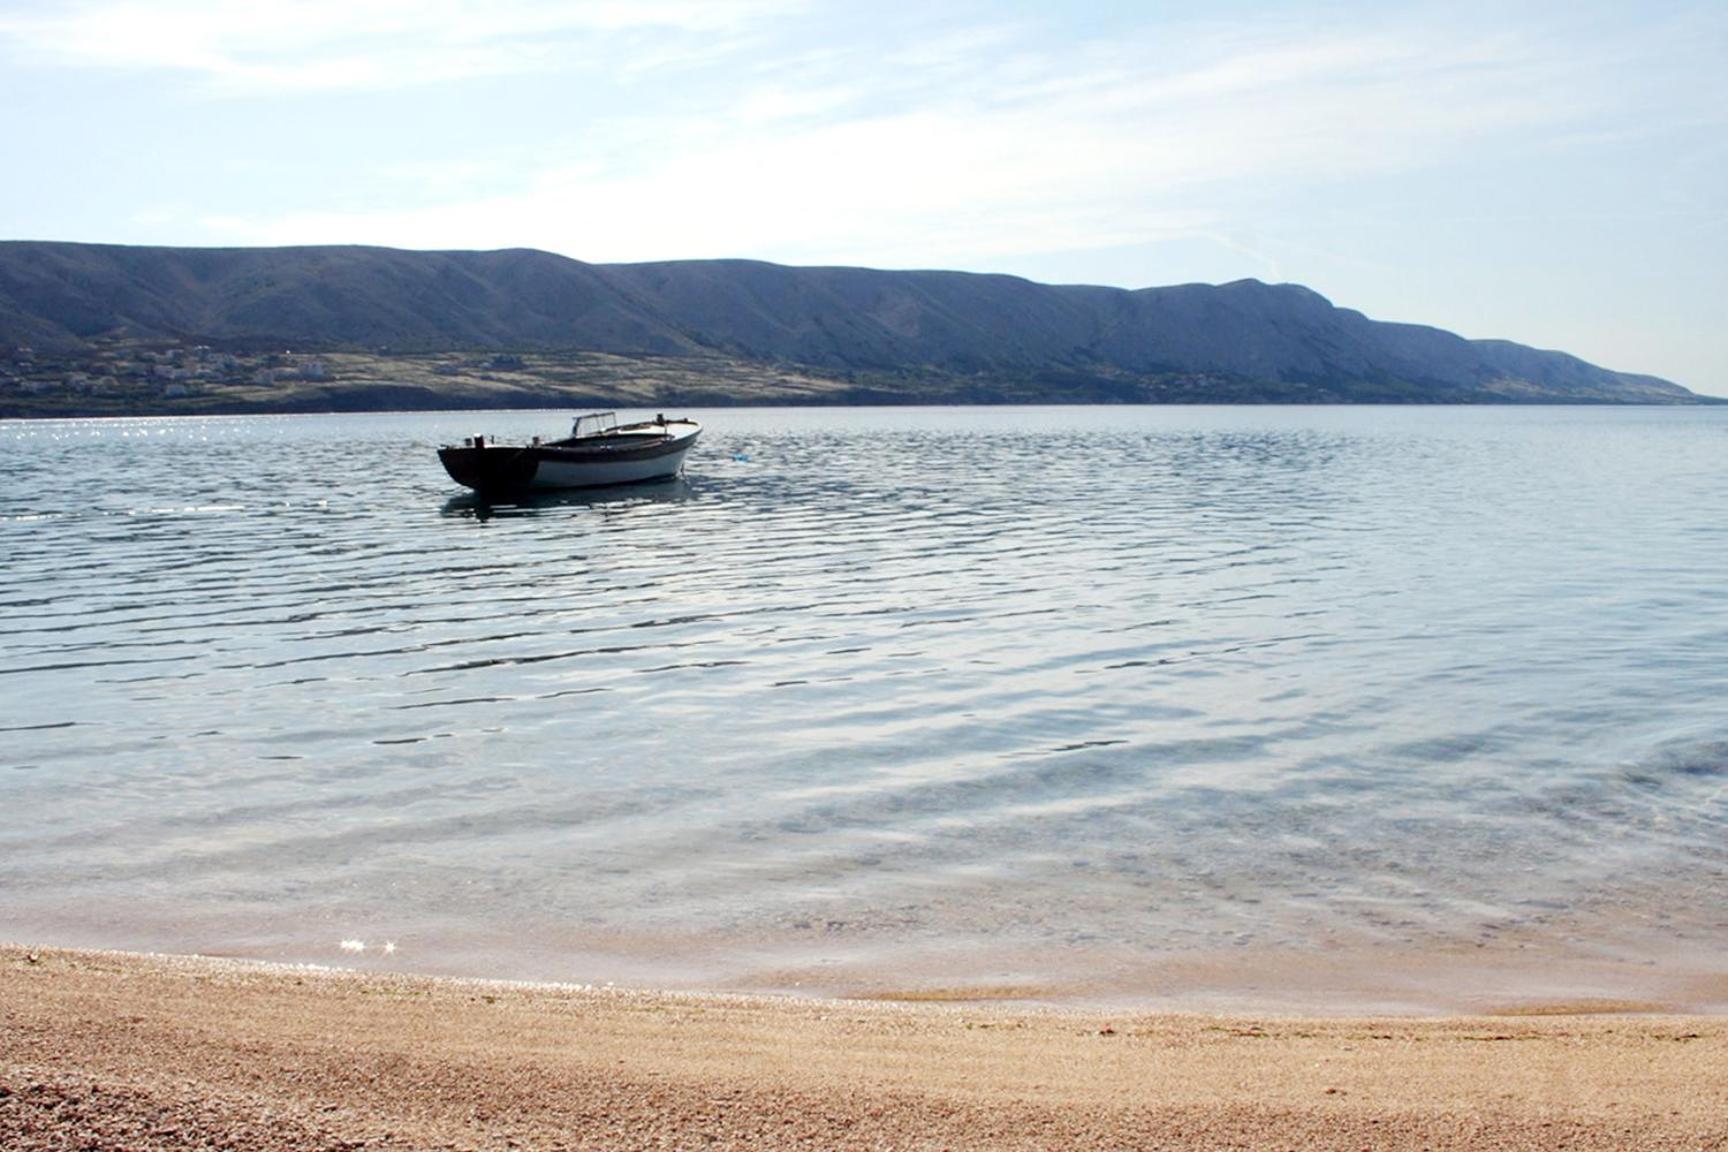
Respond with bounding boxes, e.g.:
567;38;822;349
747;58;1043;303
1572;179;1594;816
2;0;1722;394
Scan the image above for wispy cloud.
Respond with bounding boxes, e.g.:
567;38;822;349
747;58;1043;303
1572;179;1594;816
9;2;1711;287
194;13;1603;270
0;0;801;91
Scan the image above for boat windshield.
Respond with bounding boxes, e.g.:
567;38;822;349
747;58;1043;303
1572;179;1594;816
572;412;619;438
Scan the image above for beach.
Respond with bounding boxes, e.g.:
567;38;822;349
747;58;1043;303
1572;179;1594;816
3;945;1723;1150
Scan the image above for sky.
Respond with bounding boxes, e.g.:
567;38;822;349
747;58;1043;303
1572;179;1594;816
1;0;1723;394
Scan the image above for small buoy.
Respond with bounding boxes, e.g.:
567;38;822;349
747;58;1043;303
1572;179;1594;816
733;453;751;462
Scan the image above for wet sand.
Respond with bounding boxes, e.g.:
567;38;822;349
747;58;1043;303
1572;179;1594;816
3;946;1724;1150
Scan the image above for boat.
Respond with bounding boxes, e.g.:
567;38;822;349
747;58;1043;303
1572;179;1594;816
438;412;700;496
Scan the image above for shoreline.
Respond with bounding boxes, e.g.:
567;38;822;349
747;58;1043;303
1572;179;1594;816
4;945;1724;1150
10;894;1728;1019
6;396;1727;421
10;905;1728;1018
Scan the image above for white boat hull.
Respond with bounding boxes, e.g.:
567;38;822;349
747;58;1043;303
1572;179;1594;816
525;441;695;488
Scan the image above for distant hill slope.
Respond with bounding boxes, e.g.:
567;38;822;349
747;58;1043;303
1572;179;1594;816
0;241;1695;404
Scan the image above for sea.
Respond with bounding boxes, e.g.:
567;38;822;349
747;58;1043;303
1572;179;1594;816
2;405;1725;1011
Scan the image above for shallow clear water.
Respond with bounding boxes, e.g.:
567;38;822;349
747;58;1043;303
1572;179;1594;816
2;406;1725;1006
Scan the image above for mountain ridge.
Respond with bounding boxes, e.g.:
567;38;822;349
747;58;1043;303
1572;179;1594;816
0;240;1697;409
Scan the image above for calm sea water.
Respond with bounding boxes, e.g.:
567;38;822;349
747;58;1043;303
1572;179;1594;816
2;406;1725;1007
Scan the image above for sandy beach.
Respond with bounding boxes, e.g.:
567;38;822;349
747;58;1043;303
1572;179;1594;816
3;945;1723;1150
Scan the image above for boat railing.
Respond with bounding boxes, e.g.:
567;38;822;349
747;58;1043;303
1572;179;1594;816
573;411;619;438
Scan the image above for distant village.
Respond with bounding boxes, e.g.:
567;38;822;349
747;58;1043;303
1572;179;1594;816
1;340;336;403
0;339;577;415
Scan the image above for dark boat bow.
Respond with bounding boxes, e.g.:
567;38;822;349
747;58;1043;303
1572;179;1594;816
437;438;542;493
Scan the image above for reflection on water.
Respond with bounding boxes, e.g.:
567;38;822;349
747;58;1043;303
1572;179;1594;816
441;476;694;520
0;406;1725;1005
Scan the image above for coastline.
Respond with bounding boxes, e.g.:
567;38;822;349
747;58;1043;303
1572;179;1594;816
4;945;1724;1150
10;894;1727;1018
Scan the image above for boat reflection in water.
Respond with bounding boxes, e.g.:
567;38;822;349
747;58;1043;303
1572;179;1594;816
437;411;701;498
440;474;694;521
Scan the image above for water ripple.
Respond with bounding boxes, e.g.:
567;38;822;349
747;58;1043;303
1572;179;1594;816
2;407;1726;985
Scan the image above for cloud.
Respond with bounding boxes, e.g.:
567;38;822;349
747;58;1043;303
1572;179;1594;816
0;0;802;91
16;2;1705;286
194;16;1600;270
